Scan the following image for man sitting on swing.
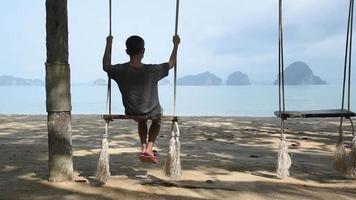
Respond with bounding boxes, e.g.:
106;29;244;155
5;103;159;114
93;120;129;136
103;34;180;164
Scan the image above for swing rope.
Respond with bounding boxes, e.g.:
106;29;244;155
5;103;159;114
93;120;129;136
349;1;356;176
173;0;179;116
107;0;112;118
95;0;113;183
163;0;182;180
276;0;291;178
335;0;355;173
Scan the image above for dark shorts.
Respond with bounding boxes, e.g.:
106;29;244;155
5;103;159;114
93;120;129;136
130;114;162;123
126;106;163;123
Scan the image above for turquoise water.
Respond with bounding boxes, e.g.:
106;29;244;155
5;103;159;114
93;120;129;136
0;85;354;116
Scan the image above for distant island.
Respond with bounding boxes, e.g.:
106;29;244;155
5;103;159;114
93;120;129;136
226;71;251;85
273;61;326;85
0;75;44;86
92;78;107;86
177;72;222;86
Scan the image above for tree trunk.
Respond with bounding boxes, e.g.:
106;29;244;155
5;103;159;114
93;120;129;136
45;0;73;182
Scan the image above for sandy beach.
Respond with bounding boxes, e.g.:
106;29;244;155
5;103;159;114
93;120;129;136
1;115;356;200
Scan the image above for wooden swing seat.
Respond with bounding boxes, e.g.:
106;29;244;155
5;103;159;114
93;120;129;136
274;109;356;120
102;114;178;121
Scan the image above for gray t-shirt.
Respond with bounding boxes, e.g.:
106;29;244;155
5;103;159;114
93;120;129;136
106;62;170;115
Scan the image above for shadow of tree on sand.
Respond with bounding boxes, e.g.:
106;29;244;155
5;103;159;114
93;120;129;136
1;115;356;200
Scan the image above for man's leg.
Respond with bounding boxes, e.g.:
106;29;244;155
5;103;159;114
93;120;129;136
137;119;148;153
146;119;161;156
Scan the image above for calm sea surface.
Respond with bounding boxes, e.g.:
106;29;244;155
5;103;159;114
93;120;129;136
0;85;355;116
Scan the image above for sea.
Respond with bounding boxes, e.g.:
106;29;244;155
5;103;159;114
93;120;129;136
0;85;355;117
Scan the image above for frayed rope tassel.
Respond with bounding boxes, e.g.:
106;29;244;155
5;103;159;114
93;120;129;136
334;129;347;174
276;120;291;178
277;136;292;178
349;136;356;176
96;121;111;183
164;121;182;180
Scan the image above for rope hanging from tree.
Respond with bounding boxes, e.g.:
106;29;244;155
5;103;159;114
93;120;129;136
335;0;356;174
276;0;291;178
95;0;113;184
163;0;182;180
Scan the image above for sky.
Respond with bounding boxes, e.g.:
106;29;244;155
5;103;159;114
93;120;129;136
0;0;354;84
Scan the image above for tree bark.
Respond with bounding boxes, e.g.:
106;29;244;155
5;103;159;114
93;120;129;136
45;0;73;182
47;112;73;182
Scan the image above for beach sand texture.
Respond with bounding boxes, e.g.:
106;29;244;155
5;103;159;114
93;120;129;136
1;115;356;200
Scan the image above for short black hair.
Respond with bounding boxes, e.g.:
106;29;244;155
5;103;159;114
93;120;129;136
126;35;145;56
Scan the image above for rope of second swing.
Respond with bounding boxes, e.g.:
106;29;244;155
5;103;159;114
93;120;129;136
173;0;180;117
278;0;285;115
105;0;180;120
278;0;286;139
340;0;354;130
106;0;112;119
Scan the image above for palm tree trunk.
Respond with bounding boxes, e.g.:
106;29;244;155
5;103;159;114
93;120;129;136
45;0;73;182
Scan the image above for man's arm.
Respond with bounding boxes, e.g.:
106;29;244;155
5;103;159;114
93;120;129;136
103;36;113;72
168;35;181;69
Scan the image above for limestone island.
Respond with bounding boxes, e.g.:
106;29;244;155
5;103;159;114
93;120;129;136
274;61;326;85
226;71;251;85
0;75;44;86
177;72;222;86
